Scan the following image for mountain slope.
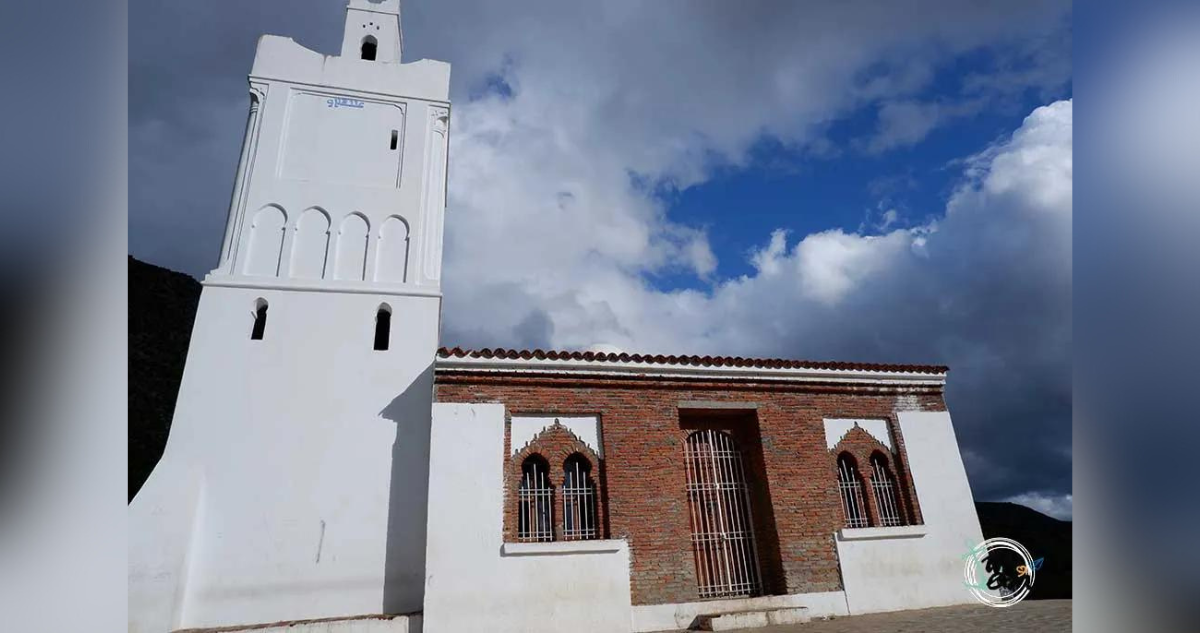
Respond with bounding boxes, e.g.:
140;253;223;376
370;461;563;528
128;256;201;500
975;501;1072;599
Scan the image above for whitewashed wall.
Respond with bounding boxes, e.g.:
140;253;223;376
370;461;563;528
212;34;450;289
423;404;634;633
510;415;602;457
129;286;440;631
131;5;451;630
835;410;985;614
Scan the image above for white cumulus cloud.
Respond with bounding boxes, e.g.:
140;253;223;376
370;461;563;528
442;97;1073;505
127;0;1074;506
1005;492;1072;521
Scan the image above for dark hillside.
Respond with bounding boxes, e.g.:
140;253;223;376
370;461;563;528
128;256;201;500
975;501;1072;599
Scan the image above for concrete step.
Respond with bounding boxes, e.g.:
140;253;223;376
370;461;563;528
695;606;810;631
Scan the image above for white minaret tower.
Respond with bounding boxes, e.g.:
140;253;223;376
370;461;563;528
130;1;450;630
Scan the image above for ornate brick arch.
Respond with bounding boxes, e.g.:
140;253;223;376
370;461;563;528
507;419;606;541
830;423;892;467
829;422;922;527
513;420;601;485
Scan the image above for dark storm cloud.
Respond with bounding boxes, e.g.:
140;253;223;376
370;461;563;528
129;1;341;272
129;1;1072;515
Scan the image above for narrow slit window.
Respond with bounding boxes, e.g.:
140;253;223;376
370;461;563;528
250;300;268;340
374;305;391;351
361;36;378;61
390;129;398;150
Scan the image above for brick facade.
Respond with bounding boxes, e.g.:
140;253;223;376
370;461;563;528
435;372;942;606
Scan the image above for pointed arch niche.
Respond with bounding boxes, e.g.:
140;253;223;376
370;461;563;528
289;207;331;279
244;204;287;277
374;215;410;283
506;416;607;543
334;213;370;281
825;418;923;527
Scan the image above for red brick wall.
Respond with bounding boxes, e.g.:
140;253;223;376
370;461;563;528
435;372;943;606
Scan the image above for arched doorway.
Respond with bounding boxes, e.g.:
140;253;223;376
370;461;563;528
684;430;763;598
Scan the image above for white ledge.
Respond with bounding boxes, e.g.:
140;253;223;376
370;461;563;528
203;274;442;298
437;356;945;387
837;525;927;541
501;539;627;556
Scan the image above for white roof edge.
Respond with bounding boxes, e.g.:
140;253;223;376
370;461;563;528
435;355;946;386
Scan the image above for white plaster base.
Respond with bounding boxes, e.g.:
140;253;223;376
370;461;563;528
834;410;985;615
177;614;421;633
631;592;847;632
129;286;441;632
423;403;634;633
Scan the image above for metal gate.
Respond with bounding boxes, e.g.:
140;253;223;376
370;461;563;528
684;430;763;598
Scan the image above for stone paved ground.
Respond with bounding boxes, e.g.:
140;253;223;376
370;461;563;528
725;599;1071;632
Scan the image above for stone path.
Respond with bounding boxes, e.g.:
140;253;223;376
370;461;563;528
725;599;1071;632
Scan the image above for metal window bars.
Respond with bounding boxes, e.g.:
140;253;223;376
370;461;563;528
518;458;554;542
837;455;870;528
870;456;904;527
684;430;763;599
562;455;599;540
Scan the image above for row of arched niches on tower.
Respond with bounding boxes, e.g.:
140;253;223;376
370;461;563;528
241;204;411;283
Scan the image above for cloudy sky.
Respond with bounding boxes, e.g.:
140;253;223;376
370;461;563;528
129;0;1072;519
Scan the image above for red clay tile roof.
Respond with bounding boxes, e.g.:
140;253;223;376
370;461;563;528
436;347;948;375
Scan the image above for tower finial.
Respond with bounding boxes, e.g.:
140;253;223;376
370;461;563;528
342;0;403;63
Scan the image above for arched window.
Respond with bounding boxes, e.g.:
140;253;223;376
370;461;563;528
374;216;410;283
244;205;287;277
837;453;869;528
289;207;331;279
361;35;378;61
518;455;553;542
374;304;391;351
870;453;904;527
250;299;268;340
562;454;598;541
334;213;370;281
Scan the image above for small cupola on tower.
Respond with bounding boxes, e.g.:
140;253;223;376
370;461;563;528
341;0;403;63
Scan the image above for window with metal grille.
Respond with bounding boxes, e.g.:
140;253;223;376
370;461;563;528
837;453;869;528
561;454;598;540
870;453;904;527
684;430;762;599
518;455;554;542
